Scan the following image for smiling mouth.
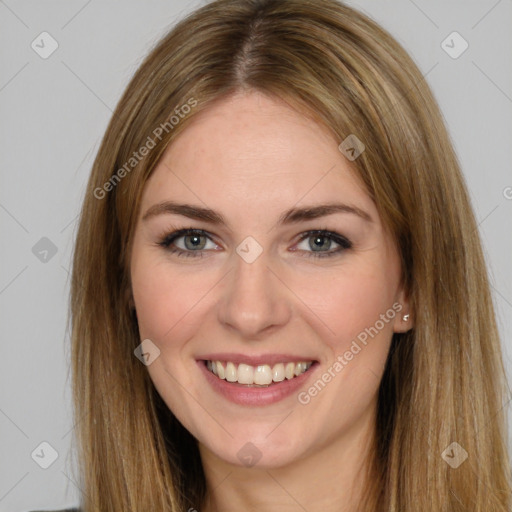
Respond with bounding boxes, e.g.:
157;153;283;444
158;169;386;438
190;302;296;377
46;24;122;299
204;360;314;387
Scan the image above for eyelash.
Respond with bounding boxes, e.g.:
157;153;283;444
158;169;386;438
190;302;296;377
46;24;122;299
158;227;352;259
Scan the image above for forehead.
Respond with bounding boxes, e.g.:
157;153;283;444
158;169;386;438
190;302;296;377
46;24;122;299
142;91;376;222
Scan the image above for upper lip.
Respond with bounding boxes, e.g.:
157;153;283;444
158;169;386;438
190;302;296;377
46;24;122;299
198;353;317;367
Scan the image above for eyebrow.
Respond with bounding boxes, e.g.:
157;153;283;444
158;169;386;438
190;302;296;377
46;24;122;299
142;201;373;225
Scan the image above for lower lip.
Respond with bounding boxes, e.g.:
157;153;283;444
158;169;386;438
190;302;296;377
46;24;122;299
197;360;318;406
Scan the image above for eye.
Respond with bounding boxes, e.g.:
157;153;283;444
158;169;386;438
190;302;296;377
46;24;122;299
292;230;352;258
158;228;352;259
158;228;220;258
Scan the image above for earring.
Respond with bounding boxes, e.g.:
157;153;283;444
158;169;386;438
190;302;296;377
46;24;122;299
402;314;410;322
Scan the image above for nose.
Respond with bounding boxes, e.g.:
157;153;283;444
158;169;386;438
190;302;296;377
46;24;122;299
217;249;292;339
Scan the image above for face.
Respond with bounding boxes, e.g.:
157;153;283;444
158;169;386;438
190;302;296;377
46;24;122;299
130;90;410;469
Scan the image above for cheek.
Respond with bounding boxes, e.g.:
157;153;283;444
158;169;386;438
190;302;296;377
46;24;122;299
290;264;398;422
289;260;398;359
131;254;216;345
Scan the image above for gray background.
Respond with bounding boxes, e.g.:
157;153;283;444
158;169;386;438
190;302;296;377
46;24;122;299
1;1;511;510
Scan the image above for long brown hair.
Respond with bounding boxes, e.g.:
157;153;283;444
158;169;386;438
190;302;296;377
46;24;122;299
70;0;511;510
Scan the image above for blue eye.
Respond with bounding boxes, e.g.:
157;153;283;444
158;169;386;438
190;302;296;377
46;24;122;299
159;229;218;258
158;228;352;259
293;230;352;258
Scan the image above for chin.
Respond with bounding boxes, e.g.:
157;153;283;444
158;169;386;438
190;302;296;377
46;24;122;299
199;428;308;470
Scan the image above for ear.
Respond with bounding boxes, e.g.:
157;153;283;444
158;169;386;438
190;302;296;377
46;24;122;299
392;286;413;333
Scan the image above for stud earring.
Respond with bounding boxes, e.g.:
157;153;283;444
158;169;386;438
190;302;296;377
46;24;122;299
402;314;410;322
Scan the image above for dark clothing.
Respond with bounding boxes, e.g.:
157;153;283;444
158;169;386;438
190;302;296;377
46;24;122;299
30;509;79;512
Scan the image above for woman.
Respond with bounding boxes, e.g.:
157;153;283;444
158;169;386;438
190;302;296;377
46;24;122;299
64;0;511;510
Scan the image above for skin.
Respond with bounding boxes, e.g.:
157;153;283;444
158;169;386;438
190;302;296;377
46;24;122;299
130;90;411;511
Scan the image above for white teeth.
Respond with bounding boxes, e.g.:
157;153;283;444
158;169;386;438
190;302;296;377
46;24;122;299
254;365;272;385
215;360;225;379
272;363;285;382
207;360;313;385
294;362;307;376
237;364;254;384
285;362;295;380
225;361;237;382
